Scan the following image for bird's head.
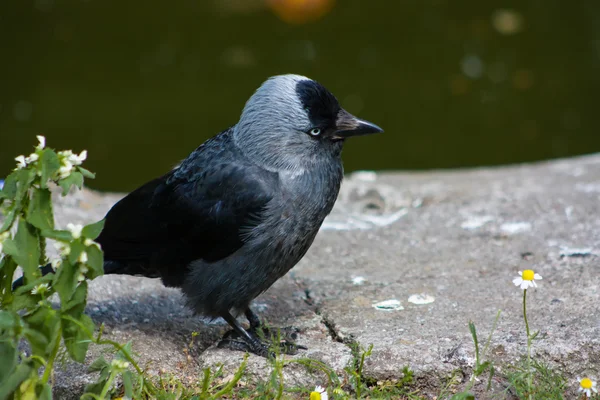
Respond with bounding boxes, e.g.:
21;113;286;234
234;74;382;172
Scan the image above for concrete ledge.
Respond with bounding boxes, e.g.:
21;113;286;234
40;154;600;398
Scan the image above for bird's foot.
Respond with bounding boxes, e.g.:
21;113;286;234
217;326;306;357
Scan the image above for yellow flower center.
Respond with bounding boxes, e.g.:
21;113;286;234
522;270;535;281
310;392;322;400
581;378;593;389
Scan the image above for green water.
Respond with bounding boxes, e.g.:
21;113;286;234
1;0;599;191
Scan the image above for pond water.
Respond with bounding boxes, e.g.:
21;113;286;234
1;0;599;191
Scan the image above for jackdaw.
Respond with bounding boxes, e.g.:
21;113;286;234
15;74;383;357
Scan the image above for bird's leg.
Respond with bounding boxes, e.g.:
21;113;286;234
219;311;271;357
245;308;262;331
218;311;306;357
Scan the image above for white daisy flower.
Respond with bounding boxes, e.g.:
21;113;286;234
512;269;542;290
578;377;597;398
31;283;49;295
36;135;46;150
15;155;27;169
309;386;328;400
67;223;83;239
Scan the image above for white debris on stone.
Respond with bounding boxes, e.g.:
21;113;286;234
575;182;600;193
352;276;366;285
351;170;378;182
461;215;495;230
408;294;435;305
559;246;596;257
321;208;408;231
372;299;404;311
565;206;574;219
500;222;532;234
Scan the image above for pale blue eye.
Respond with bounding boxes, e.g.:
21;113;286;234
310;128;321;136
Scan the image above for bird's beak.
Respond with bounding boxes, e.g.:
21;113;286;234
333;109;383;139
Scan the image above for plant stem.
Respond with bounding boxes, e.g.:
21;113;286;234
523;289;532;400
41;326;62;384
99;369;118;399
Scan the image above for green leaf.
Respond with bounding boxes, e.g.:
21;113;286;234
88;356;109;373
11;272;54;311
5;219;41;284
39;149;60;188
0;170;19;200
0;363;34;400
14;168;37;206
0;208;16;232
117;341;134;360
62;313;94;362
27;188;54;231
58;171;84;196
86;244;104;279
54;259;78;303
84;379;108;396
123;370;134;399
77;166;96;179
0;257;18;304
450;393;475;400
40;229;73;241
0;310;17;329
13;273;54;297
68;240;85;265
63;280;88;314
82;219;105;240
23;305;61;357
36;382;53;400
23;328;50;357
468;320;480;366
0;341;18;383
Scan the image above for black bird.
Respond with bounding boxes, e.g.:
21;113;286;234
16;74;383;357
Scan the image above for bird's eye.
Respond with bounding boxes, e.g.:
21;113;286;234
309;128;321;136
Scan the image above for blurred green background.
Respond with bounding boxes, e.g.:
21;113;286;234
1;0;599;191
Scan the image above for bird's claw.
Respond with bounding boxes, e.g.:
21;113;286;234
217;326;306;357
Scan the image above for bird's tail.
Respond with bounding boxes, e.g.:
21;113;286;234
11;260;159;291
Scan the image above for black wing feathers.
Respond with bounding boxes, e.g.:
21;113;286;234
97;150;277;286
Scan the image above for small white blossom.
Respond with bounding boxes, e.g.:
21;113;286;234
84;238;101;249
58;161;74;179
67;223;83;239
78;251;88;264
54;241;71;256
36;135;46;150
31;283;49;295
578;377;597;398
111;359;130;370
26;153;39;164
51;258;62;269
59;149;87;167
512;270;542;290
15;155;27;169
310;386;328;400
69;150;87;166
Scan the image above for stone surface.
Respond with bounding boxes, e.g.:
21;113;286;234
29;155;600;398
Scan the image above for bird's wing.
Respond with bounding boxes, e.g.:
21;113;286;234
97;159;278;283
